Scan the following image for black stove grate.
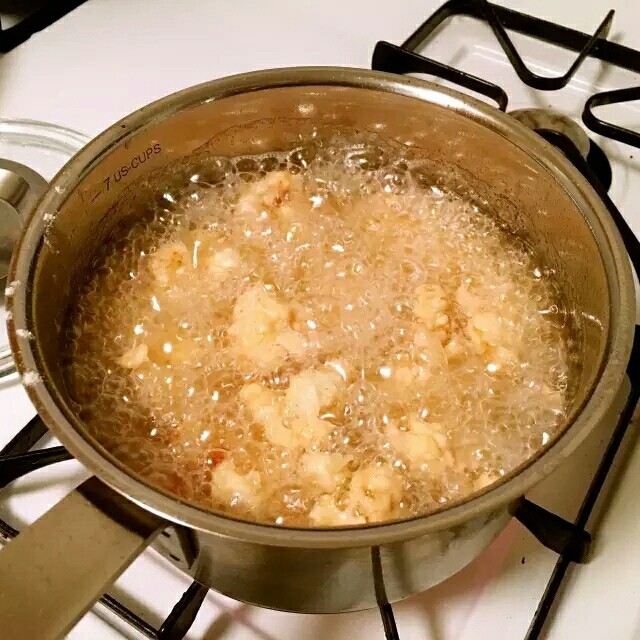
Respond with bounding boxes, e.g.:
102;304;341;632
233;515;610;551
373;0;640;148
0;1;88;53
2;2;640;639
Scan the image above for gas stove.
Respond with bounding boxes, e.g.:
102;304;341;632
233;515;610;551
1;1;640;639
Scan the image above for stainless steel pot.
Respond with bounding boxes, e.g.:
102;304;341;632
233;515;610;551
0;67;634;640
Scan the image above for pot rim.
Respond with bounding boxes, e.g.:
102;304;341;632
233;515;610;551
7;66;635;548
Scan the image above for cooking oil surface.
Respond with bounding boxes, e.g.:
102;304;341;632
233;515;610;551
66;137;573;527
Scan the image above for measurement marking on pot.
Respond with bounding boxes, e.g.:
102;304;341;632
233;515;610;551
102;143;162;192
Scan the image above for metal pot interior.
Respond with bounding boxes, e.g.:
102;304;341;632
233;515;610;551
7;69;634;541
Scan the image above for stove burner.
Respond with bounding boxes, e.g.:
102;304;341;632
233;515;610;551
0;159;46;281
584;139;613;193
509;109;590;157
508;109;613;191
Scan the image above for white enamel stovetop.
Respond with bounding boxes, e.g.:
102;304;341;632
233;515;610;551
1;1;640;639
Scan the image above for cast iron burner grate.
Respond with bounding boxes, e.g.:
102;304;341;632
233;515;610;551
0;1;88;53
2;3;640;639
372;0;640;150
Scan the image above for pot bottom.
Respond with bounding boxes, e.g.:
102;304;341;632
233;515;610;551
153;509;512;614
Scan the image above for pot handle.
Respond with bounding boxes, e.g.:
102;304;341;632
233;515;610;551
0;477;165;639
1;159;50;380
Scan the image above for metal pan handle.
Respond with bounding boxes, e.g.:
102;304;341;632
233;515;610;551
0;159;49;380
0;477;165;639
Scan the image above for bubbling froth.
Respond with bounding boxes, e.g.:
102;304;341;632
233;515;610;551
65;136;576;527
